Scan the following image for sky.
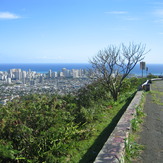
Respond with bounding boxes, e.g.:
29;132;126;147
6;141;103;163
0;0;163;63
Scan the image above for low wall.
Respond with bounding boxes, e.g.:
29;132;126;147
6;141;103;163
94;91;143;163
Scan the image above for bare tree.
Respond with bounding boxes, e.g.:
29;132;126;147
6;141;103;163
89;42;149;101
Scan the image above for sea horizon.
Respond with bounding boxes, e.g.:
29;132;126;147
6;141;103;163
0;63;163;76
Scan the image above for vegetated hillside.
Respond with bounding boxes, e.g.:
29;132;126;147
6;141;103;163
0;77;146;163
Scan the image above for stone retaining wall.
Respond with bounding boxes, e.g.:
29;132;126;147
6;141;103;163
94;91;143;163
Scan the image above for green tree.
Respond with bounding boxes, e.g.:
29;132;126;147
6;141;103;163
76;80;109;107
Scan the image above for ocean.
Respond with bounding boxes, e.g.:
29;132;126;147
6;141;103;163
0;63;90;74
0;63;162;76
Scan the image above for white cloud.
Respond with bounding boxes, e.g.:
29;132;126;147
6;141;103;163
105;11;128;15
155;9;163;17
123;16;140;21
36;55;64;60
108;26;128;31
153;9;163;24
154;19;163;23
150;2;163;5
105;10;140;21
0;12;21;19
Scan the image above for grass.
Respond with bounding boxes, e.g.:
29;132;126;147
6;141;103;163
150;90;163;105
70;92;136;163
124;92;146;163
149;81;163;105
125;134;145;163
125;81;163;162
79;102;130;163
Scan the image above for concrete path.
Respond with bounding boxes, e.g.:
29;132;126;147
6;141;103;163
137;80;163;163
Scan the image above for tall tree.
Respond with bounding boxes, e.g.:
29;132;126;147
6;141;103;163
89;42;149;101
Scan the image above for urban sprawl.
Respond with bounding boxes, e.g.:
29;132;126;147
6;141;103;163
0;68;92;105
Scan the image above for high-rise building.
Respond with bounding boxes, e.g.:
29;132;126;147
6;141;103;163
39;75;44;83
72;69;79;78
7;78;12;84
62;68;71;77
60;72;64;77
9;69;22;80
52;72;58;78
22;71;27;79
0;74;4;80
16;69;22;80
48;69;52;78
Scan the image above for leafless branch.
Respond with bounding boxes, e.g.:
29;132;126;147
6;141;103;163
89;42;150;101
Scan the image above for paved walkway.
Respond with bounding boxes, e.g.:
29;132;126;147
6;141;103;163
137;80;163;163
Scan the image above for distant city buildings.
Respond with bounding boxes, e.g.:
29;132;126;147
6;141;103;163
0;67;89;85
0;67;91;105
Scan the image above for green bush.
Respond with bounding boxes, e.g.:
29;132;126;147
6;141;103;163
0;77;144;162
0;95;80;162
76;80;109;107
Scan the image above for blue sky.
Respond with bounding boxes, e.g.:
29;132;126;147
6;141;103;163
0;0;163;63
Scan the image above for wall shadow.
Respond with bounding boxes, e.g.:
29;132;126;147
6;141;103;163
79;93;136;163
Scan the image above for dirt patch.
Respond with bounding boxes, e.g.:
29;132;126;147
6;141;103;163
136;80;163;163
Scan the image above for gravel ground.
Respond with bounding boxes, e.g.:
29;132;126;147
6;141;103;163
136;80;163;163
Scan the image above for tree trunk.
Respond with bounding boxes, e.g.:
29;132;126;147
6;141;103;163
110;90;118;101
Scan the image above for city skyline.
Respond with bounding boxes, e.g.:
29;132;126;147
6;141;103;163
0;0;163;63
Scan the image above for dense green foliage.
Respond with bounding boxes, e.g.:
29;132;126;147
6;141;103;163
0;78;146;162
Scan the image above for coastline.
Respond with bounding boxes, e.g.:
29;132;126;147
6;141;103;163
0;63;163;75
